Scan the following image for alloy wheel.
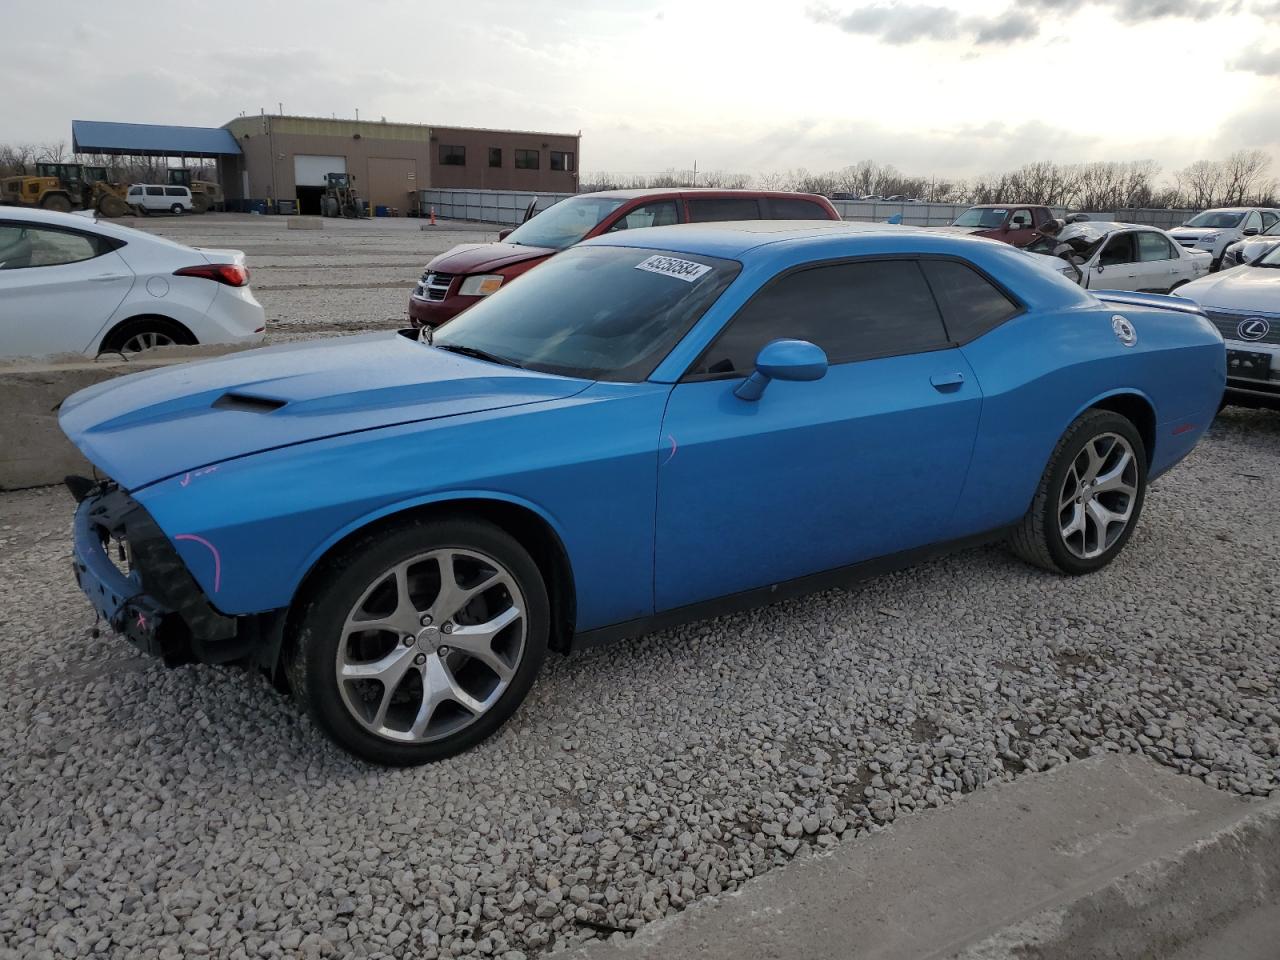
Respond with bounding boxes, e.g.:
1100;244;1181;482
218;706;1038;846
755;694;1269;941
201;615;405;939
335;548;526;743
1057;432;1139;560
120;330;178;352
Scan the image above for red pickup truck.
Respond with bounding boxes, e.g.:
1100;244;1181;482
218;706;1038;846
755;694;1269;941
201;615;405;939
409;188;840;327
949;204;1057;248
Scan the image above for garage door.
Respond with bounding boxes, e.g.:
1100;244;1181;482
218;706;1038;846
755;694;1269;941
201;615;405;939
366;157;418;214
294;155;346;187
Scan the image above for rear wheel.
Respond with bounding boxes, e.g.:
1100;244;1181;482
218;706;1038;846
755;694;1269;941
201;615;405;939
40;193;72;213
287;518;549;765
192;194;211;214
1009;410;1148;575
169;203;185;216
98;317;193;355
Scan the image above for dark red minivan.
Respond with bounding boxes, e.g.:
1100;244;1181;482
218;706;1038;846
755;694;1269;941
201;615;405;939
408;188;840;327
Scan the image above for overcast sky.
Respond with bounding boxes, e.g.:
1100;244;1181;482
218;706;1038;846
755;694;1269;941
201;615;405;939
4;0;1278;180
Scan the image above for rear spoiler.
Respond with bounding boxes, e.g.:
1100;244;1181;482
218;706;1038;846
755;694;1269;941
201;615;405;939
1092;290;1208;318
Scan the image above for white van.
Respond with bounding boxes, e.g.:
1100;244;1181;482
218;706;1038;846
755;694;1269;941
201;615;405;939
127;184;193;215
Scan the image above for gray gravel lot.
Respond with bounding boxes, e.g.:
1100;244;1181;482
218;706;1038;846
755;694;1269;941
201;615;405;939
1;407;1277;960
1;215;1278;959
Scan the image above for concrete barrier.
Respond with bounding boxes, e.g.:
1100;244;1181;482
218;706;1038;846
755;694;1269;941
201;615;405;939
0;343;256;491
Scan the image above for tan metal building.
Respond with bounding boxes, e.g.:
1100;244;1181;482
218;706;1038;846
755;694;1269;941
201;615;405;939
220;114;579;215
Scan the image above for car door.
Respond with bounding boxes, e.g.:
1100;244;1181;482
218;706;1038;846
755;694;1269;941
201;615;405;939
600;200;682;233
653;258;982;612
1006;208;1036;246
0;221;135;358
1134;230;1182;291
1089;232;1142;290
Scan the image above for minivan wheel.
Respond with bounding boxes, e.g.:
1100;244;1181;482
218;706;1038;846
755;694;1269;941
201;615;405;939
169;203;184;216
1009;409;1148;575
287;518;549;766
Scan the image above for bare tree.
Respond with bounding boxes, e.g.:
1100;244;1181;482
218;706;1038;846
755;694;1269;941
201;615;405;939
1219;149;1273;206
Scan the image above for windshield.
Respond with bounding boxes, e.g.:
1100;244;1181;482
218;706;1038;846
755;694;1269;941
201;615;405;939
1184;211;1245;228
1258;244;1280;268
432;245;741;381
504;197;626;250
952;207;1008;229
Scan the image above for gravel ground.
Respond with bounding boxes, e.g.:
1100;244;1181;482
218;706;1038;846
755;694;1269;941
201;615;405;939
1;400;1278;960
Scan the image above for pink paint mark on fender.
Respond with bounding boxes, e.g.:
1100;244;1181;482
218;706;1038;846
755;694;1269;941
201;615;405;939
180;473;192;487
1171;422;1197;436
179;466;218;489
175;534;222;592
662;434;678;466
136;611;148;631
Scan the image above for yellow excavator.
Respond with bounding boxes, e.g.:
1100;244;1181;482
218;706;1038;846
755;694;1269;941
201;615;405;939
0;162;129;216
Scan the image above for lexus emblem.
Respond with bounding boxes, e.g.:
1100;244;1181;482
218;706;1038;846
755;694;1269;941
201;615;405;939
1111;315;1137;347
1238;317;1271;341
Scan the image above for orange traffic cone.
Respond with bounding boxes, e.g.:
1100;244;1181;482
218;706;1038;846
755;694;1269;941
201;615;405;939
429;206;436;226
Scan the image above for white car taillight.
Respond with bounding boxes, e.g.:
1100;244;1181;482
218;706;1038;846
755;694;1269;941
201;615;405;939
174;263;250;287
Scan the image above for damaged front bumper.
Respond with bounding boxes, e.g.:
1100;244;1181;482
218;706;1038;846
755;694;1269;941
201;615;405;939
69;479;281;667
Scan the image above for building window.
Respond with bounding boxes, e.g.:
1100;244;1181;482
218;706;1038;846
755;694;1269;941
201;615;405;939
550;151;575;172
489;147;502;168
515;149;539;170
439;144;465;166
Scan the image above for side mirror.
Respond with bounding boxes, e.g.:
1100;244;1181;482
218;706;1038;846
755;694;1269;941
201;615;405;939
1243;227;1259;236
1096;263;1105;274
498;228;513;241
734;339;828;401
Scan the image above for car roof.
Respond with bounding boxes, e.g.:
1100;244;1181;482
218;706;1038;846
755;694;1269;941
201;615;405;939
1198;206;1279;213
965;202;1043;208
576;187;830;202
0;206;106;229
584;219;995;259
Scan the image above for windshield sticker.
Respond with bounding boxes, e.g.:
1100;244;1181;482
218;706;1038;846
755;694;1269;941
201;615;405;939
635;255;712;283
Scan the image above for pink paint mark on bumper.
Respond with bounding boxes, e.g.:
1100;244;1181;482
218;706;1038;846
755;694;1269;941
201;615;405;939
1171;423;1197;436
174;534;222;593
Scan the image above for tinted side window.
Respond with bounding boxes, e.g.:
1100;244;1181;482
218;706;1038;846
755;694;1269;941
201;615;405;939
605;201;680;232
0;225;114;270
128;186;142;196
1137;231;1174;261
145;186;164;196
920;259;1019;343
1010;208;1033;227
1100;233;1137;266
1262;212;1279;229
691;260;949;376
164;187;186;197
767;197;830;220
688;198;761;222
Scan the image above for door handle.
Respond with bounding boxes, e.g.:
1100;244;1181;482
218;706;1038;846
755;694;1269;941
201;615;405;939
91;273;129;281
930;372;965;390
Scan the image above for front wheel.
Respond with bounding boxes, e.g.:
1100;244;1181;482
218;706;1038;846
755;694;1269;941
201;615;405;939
287;518;549;765
1009;410;1148;574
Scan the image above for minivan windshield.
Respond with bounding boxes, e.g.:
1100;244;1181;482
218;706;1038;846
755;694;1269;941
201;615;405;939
952;207;1008;229
432;245;741;381
1184;211;1245;228
504;196;626;250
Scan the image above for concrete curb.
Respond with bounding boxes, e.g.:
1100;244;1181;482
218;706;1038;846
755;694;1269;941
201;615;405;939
559;756;1278;960
0;343;255;491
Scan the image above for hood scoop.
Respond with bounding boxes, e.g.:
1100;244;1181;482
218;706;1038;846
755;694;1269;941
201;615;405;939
212;392;287;413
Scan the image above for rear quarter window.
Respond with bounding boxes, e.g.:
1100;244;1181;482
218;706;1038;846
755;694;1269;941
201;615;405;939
688;198;761;222
766;197;832;220
920;259;1021;344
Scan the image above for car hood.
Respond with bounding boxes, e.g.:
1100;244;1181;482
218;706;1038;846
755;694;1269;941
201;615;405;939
59;333;590;491
425;242;556;275
1169;227;1229;240
1176;266;1280;313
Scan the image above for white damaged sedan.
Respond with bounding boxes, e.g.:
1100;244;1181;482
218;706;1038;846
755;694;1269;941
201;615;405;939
0;207;266;359
1026;221;1210;293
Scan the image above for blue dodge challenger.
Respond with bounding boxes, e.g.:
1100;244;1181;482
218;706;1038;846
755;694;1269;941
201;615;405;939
61;222;1225;765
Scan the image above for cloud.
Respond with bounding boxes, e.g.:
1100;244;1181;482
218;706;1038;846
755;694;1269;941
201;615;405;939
1230;45;1280;76
806;4;961;44
969;10;1040;43
806;3;1042;45
811;0;1231;50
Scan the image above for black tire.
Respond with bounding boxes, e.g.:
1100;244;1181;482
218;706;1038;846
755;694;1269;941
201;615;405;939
285;517;549;766
40;193;72;213
1169;279;1189;293
322;197;339;218
169;203;184;216
1009;409;1148;575
98;316;194;354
